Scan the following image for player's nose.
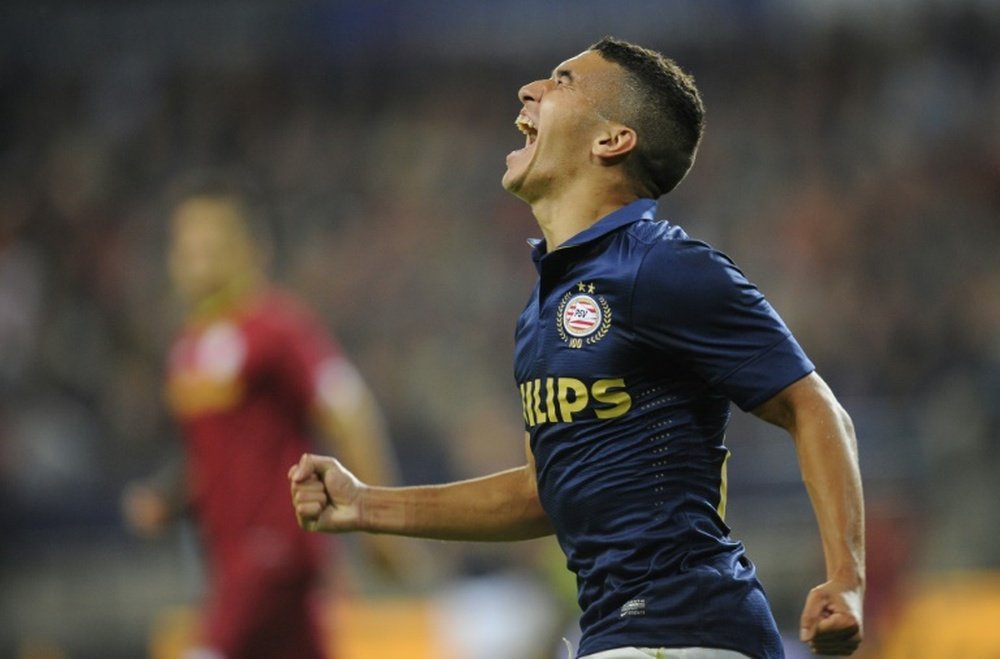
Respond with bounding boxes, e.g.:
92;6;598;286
518;79;547;105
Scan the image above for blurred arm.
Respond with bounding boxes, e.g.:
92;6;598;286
121;450;186;537
309;359;429;577
311;359;400;488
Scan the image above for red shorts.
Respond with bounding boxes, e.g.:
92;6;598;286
200;567;328;659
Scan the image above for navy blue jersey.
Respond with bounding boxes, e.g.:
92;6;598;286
513;199;814;658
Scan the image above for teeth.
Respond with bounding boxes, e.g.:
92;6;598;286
515;115;537;138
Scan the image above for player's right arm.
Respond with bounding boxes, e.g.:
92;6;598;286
121;452;186;538
289;432;553;542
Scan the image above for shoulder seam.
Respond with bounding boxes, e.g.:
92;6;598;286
624;217;667;246
628;235;665;330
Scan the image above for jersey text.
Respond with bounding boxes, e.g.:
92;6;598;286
518;377;631;427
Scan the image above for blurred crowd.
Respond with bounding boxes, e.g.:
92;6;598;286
1;1;999;657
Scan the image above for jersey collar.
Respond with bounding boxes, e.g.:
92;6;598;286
529;198;658;268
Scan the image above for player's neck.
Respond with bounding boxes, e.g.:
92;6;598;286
530;178;637;250
186;272;264;324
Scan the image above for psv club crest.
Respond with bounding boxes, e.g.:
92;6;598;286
556;281;612;349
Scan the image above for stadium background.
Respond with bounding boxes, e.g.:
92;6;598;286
1;0;998;657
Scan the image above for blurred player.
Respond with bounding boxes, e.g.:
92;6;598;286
123;177;404;659
291;38;865;658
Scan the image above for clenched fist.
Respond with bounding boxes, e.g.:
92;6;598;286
800;579;864;655
288;453;365;533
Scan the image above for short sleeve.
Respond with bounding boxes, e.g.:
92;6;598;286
632;239;814;411
265;297;360;414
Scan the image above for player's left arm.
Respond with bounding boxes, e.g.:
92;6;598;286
753;371;865;656
310;359;422;578
312;359;400;489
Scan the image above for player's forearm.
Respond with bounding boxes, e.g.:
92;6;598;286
358;466;554;542
793;400;865;587
147;450;188;513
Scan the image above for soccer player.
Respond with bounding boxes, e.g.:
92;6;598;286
290;37;865;659
123;178;406;659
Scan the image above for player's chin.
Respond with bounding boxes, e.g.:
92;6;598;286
502;148;533;189
501;167;535;203
501;165;522;193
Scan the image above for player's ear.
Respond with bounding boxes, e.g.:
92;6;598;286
592;123;637;164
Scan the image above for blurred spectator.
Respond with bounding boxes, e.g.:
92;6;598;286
120;177;410;658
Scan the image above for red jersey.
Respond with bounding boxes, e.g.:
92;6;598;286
166;288;340;577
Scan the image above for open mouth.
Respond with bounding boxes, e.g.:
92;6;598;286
514;114;538;148
505;112;539;173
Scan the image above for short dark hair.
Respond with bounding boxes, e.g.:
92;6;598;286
590;37;705;197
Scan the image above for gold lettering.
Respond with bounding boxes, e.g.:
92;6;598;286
520;382;534;426
545;377;556;422
532;379;547;424
557;378;589;422
519;376;632;426
591;378;632;419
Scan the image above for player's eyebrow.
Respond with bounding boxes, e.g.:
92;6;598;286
553;68;574;84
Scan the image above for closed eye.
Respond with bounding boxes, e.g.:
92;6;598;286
554;69;574;86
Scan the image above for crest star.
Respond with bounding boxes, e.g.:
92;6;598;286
587;283;596;294
577;282;587;292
